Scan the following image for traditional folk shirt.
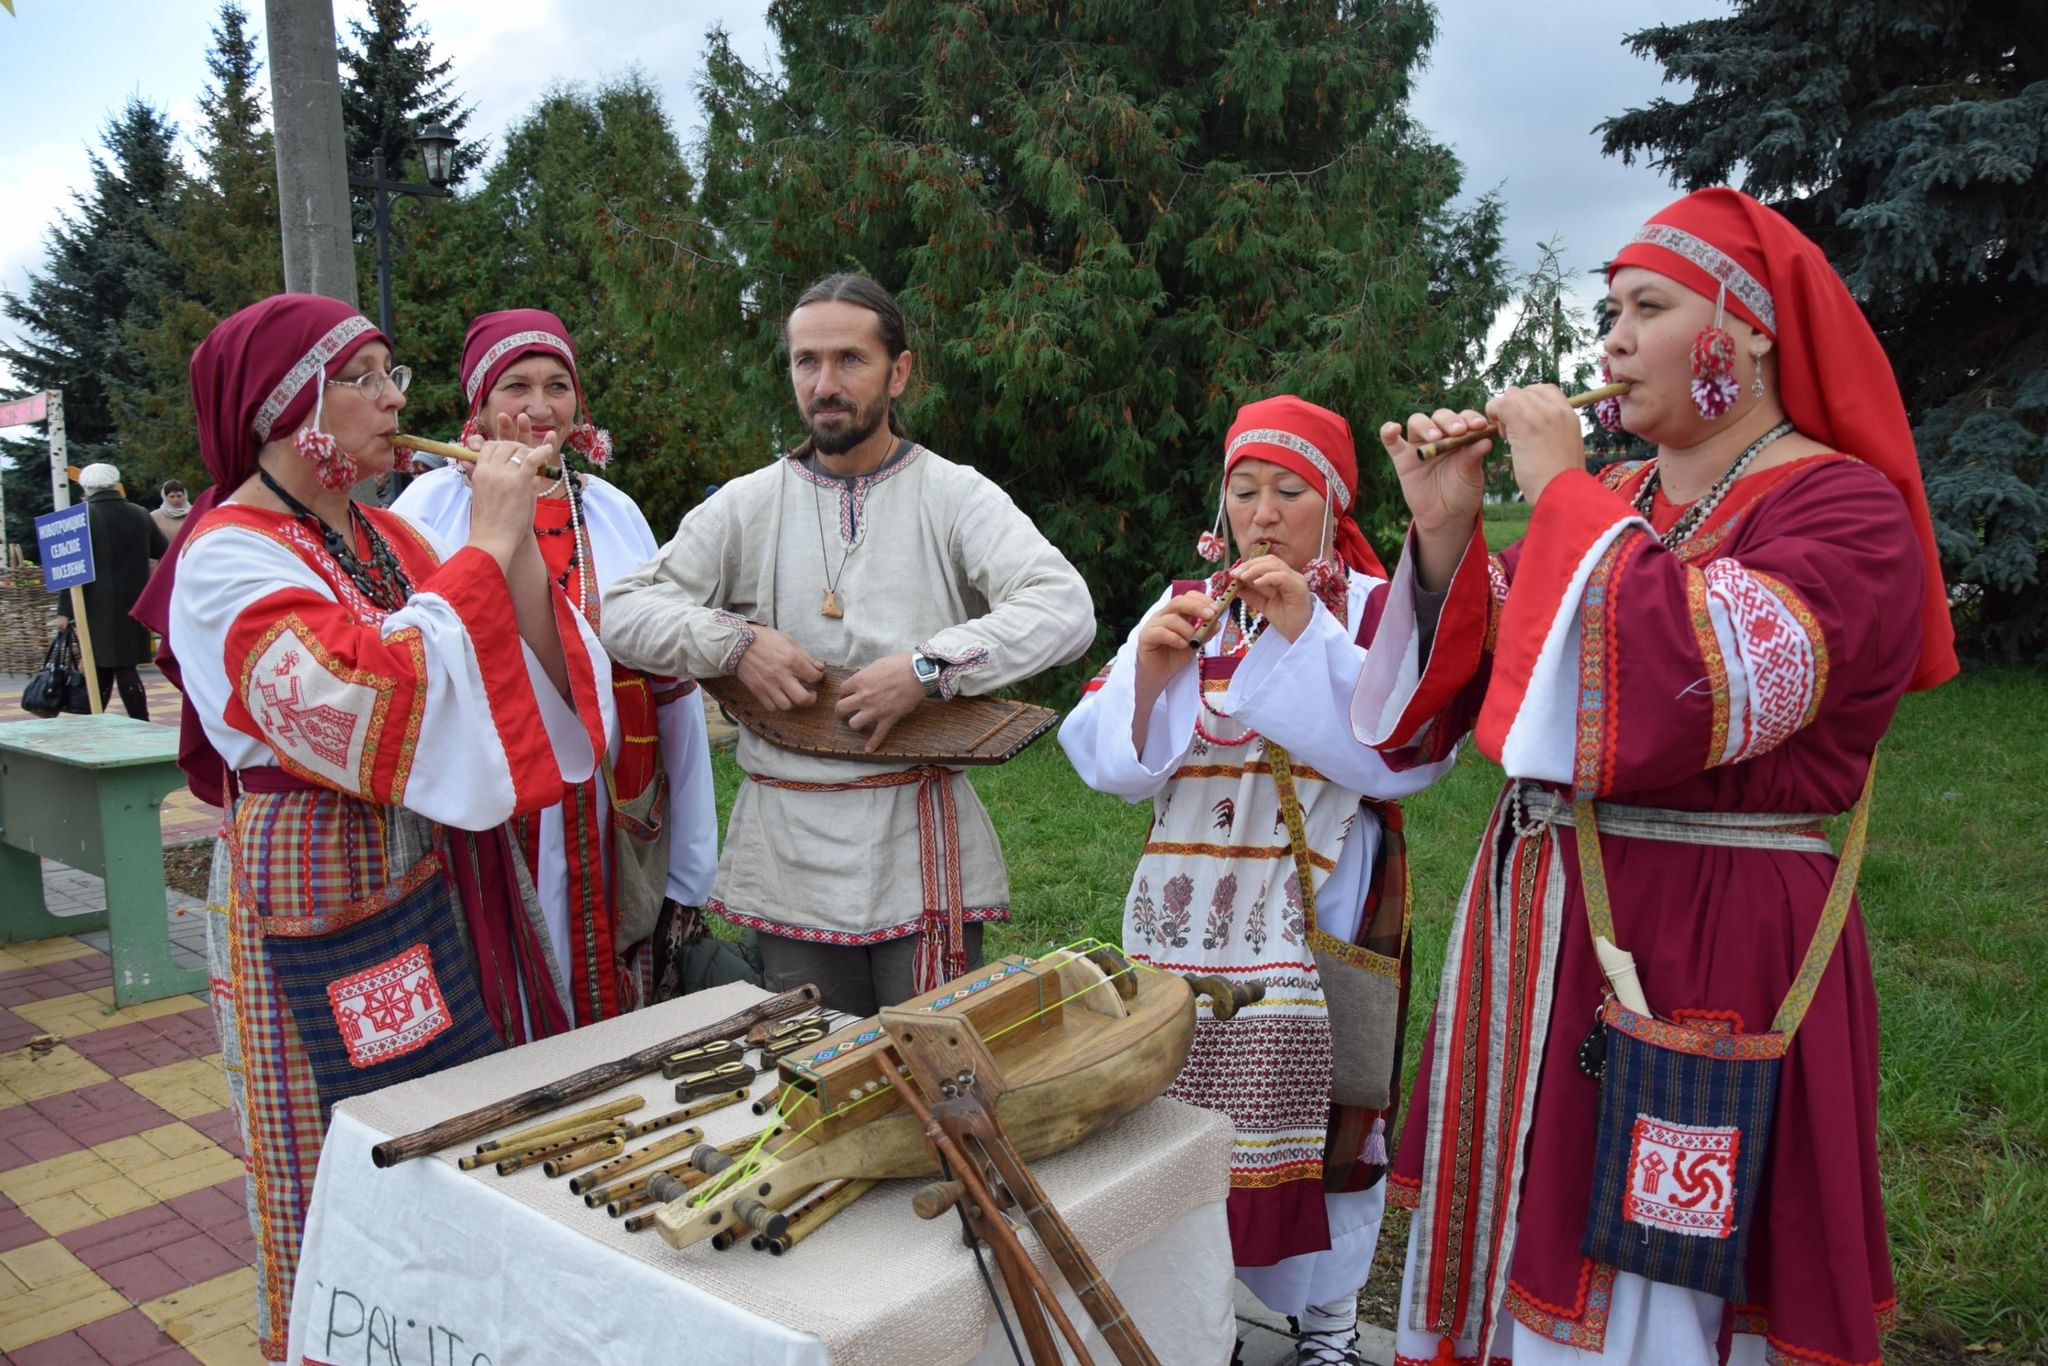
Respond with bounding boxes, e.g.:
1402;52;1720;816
394;466;719;1018
1060;569;1451;1292
167;501;611;1360
1356;458;1917;1366
600;445;1094;944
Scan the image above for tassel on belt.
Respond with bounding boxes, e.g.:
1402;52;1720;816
744;766;968;991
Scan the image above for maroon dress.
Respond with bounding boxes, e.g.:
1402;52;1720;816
1366;455;1913;1366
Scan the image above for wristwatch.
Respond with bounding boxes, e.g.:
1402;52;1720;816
909;649;944;698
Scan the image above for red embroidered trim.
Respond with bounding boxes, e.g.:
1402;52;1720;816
1670;1007;1746;1034
1504;1259;1617;1352
1603;998;1787;1060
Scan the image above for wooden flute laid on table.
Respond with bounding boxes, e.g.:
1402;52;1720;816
1411;381;1631;459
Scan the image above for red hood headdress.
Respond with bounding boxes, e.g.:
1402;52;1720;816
1609;187;1957;690
461;308;610;465
1218;395;1387;580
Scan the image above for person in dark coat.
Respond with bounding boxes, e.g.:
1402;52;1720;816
67;462;167;718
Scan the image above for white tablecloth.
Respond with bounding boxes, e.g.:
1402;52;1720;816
287;983;1237;1366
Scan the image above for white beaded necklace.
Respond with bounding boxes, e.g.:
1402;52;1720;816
1634;419;1793;549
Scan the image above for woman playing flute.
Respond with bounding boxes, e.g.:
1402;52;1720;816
1061;397;1454;1366
132;294;611;1362
1362;189;1954;1365
394;310;727;1018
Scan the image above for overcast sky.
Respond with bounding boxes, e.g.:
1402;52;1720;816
0;0;1729;392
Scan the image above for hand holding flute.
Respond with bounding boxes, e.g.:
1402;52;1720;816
1380;382;1627;593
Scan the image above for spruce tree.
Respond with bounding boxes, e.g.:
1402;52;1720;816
0;100;183;547
114;1;283;499
1599;0;2048;662
340;0;484;189
605;0;1508;670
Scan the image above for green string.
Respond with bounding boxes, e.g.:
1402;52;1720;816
686;941;1155;1209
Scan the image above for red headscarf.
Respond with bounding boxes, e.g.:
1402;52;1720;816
132;294;388;803
1608;188;1957;691
1224;395;1388;579
461;308;583;420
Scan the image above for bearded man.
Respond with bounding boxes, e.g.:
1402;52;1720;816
602;273;1094;1012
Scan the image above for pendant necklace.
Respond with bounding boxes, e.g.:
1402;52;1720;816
809;466;870;620
257;467;413;611
1634;420;1793;550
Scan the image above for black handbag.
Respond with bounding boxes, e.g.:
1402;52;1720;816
20;626;90;717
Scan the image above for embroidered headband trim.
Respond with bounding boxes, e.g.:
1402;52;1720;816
253;316;376;440
1630;223;1778;335
465;330;576;404
1225;427;1352;511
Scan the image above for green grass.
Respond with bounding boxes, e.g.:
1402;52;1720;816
1483;499;1534;551
708;669;2048;1355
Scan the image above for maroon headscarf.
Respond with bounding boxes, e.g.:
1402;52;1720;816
132;294;388;803
459;309;612;465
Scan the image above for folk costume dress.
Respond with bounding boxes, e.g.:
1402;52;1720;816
1357;192;1958;1366
599;440;1094;986
137;296;612;1363
392;310;718;1021
1059;398;1453;1320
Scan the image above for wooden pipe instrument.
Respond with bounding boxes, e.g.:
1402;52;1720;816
1187;540;1272;648
391;432;562;480
1411;381;1631;459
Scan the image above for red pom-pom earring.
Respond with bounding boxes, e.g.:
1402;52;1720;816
1690;282;1739;420
1595;358;1625;433
566;422;612;468
294;387;358;491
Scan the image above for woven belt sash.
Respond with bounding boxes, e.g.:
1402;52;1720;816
1515;785;1832;855
745;766;968;991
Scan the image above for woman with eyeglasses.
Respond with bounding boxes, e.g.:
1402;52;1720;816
133;294;611;1363
394;309;726;1021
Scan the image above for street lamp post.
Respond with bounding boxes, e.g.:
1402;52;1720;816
346;122;458;338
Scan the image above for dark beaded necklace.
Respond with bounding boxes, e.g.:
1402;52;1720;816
258;468;414;611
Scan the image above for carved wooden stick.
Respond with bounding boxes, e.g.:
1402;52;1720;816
370;985;821;1167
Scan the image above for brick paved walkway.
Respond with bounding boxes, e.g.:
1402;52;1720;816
1;669;257;1363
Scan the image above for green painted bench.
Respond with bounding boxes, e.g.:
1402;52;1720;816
0;713;206;1006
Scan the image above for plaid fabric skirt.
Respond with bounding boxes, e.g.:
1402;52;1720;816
206;791;532;1361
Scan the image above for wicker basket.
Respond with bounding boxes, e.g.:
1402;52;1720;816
0;566;57;673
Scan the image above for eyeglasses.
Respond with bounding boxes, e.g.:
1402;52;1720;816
326;365;413;401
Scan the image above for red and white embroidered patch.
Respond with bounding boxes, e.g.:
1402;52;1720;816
1704;558;1817;760
250;627;376;788
1623;1114;1741;1238
326;942;451;1068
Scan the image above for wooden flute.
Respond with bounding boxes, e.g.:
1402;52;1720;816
1412;381;1631;458
391;432;562;480
1187;540;1272;648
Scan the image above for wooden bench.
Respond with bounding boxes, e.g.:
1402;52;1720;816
0;713;205;1006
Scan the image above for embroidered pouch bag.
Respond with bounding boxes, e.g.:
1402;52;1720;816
606;758;670;954
1575;768;1874;1300
261;852;504;1116
1269;742;1405;1110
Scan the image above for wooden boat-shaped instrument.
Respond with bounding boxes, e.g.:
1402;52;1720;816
654;947;1194;1249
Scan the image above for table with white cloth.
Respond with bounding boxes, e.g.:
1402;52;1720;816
286;982;1238;1366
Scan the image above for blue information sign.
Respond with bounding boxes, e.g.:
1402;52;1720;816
34;505;96;593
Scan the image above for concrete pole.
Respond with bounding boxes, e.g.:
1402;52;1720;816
265;0;358;302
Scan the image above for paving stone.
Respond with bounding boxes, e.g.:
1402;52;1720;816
31;1080;178;1150
0;1193;48;1253
0;1005;43;1049
162;1180;245;1241
181;1110;241;1162
9;1327;113;1363
0;1263;127;1351
0;1233;95;1288
13;991;203;1043
95;1248;192;1304
61;1202;204;1268
0;1045;116;1109
137;1264;258;1344
152;1233;242;1287
121;1058;228;1121
78;1306;192;1363
0;1104;83;1170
